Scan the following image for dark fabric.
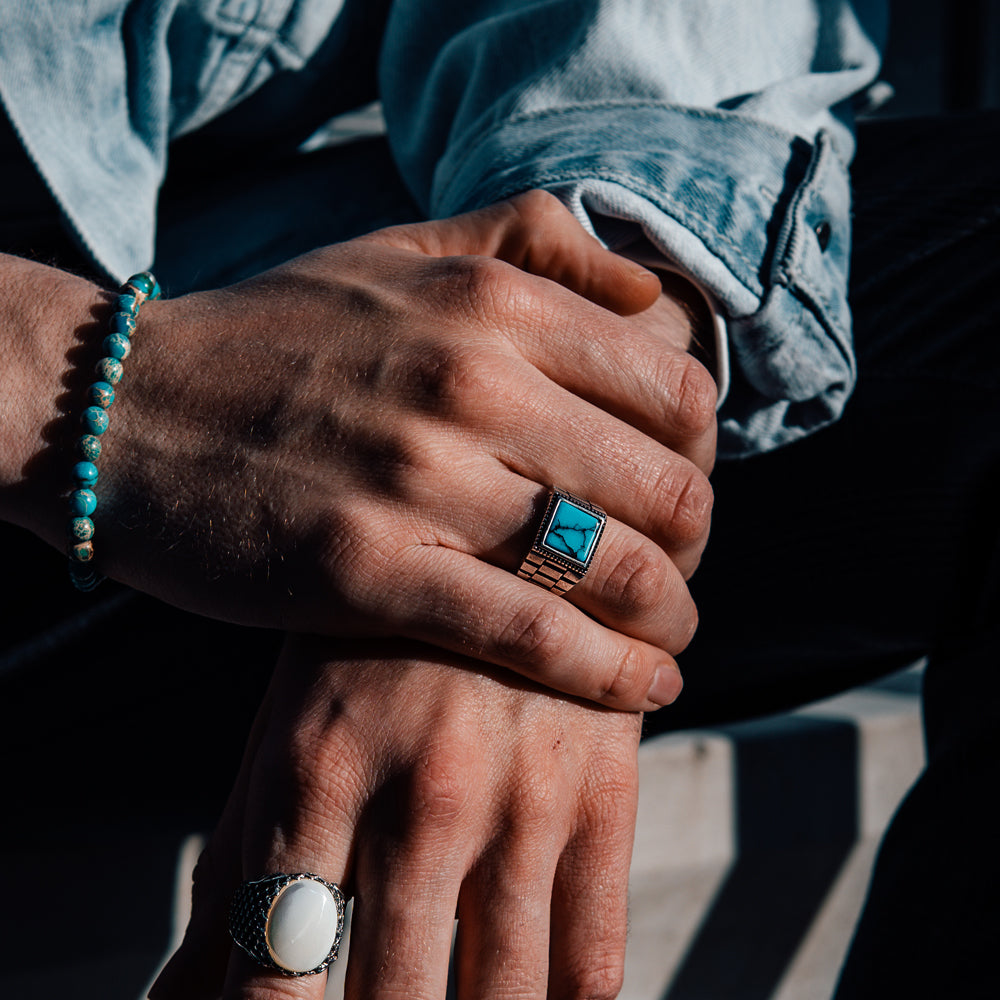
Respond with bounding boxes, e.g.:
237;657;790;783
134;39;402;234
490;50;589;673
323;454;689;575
651;111;1000;999
1;112;997;995
654;111;1000;728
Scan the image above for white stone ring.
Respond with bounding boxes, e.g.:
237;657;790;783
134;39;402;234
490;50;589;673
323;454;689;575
516;488;607;595
229;873;346;976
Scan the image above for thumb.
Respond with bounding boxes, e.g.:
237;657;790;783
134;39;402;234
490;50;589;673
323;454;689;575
362;189;661;316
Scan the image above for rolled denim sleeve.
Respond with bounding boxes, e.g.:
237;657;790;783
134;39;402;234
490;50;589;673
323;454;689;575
379;0;886;457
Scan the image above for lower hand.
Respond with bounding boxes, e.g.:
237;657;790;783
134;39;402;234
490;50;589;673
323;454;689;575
150;634;643;1000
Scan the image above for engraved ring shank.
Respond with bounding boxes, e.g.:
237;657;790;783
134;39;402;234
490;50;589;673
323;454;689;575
517;489;606;595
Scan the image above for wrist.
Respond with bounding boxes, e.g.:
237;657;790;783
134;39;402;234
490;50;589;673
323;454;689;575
0;254;110;545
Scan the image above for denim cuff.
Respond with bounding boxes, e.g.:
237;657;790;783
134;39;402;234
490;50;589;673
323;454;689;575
431;103;855;458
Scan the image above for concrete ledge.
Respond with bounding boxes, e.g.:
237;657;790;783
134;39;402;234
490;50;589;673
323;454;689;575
622;674;924;1000
137;672;924;1000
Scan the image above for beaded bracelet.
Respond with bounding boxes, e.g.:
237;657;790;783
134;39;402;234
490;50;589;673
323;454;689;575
67;270;162;591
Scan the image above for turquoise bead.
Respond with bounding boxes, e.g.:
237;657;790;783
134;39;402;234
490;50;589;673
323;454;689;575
95;357;123;384
78;434;102;461
68;516;95;542
70;489;97;516
128;271;155;296
109;311;136;336
103;332;132;360
70;540;95;563
73;461;99;487
81;406;110;435
65;270;157;594
542;498;603;565
88;381;115;408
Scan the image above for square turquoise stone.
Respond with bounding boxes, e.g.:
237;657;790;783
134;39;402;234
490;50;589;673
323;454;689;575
541;497;603;566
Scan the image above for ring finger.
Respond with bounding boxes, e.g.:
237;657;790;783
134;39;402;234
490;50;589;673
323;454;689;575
384;470;699;679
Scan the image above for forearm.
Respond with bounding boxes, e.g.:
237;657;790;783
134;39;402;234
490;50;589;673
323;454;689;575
0;252;105;542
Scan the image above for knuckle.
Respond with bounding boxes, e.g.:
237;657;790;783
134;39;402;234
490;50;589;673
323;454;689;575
400;340;506;418
499;189;571;268
409;746;475;829
438;346;508;416
657;592;699;657
495;603;570;668
403;343;468;410
564;960;626;1000
512;770;563;832
512;187;564;216
597;643;652;706
508;188;568;232
671;357;718;438
597;540;671;621
676;534;709;581
579;772;637;834
441;254;517;323
674;598;699;654
656;464;714;549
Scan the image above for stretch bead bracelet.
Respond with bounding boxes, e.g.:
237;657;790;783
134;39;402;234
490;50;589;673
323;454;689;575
67;270;161;591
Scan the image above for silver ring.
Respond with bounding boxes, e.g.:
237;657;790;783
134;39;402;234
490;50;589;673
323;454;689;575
229;873;346;976
517;488;607;594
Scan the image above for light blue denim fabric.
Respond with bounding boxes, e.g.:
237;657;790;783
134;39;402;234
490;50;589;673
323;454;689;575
0;0;887;457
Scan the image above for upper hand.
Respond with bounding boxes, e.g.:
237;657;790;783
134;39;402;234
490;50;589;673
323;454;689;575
150;634;643;1000
36;191;717;711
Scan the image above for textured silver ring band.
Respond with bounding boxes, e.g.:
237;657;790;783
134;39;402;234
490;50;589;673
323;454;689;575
229;872;346;976
517;488;607;594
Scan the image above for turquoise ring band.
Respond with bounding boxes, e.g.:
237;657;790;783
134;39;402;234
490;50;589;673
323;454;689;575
517;488;607;594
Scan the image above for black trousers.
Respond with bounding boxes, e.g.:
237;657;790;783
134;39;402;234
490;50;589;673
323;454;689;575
653;112;1000;999
1;111;997;999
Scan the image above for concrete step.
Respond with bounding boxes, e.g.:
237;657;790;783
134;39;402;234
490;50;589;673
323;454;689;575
623;671;924;1000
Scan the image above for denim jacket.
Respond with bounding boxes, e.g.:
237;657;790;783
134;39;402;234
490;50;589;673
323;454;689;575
0;1;886;457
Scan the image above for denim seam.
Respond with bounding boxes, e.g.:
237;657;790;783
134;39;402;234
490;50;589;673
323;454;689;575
443;102;802;188
172;23;281;135
772;132;847;331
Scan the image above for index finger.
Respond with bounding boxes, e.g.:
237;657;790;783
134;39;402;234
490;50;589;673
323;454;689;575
359;189;664;316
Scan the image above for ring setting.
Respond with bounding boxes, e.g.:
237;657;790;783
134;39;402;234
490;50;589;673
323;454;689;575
517;488;607;594
229;873;346;976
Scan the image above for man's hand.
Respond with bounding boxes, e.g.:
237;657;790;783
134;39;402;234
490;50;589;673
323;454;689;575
6;191;716;711
149;635;643;1000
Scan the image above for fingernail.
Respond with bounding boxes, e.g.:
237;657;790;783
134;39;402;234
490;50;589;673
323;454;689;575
624;258;659;283
647;663;683;707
